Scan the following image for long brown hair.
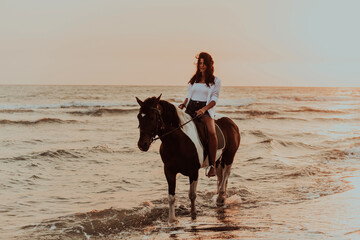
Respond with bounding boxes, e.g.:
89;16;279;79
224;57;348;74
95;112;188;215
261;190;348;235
188;52;215;87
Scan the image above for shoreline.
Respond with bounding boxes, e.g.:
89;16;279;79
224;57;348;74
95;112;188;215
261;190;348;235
259;170;360;239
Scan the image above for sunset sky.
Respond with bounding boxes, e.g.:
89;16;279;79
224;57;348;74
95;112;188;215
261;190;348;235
1;0;359;87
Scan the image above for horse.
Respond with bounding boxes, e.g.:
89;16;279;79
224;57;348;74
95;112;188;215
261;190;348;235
136;94;240;223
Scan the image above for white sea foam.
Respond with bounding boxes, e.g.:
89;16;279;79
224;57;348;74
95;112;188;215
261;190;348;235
167;97;256;107
217;98;256;107
345;146;360;159
0;102;137;110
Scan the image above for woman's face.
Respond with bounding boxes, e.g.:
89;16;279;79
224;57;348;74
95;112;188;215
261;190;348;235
198;58;207;73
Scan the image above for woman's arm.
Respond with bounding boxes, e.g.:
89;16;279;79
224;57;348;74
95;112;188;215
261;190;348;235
196;78;221;116
179;84;192;109
196;100;216;116
210;78;221;103
179;98;188;109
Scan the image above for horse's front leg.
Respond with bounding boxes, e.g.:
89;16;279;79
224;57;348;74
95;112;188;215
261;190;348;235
189;172;199;219
165;167;177;223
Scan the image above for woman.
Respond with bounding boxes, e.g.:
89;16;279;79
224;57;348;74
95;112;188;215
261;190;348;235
178;52;221;178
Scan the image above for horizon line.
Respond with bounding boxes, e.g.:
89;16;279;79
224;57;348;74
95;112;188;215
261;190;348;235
1;84;359;88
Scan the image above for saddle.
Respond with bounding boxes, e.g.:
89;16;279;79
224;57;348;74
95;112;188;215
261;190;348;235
193;118;226;167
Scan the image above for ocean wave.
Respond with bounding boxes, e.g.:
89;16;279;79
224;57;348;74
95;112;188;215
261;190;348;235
89;145;116;153
21;205;170;239
232;117;248;121
287;107;346;114
314;117;360;122
247;130;269;138
259;138;273;144
322;136;360;147
37;149;83;159
158;98;257;107
1;149;84;161
224;113;308;121
0;102;136;111
217;98;256;107
166;97;179;102
240;110;278;116
266;117;308;121
246;157;263;162
255;138;319;151
67;108;138;116
319;148;355;162
30;175;42;179
322;144;360;161
2;145;118;163
158;98;256;107
276;140;318;150
0;118;78;125
292;178;350;201
266;96;355;102
279;166;333;179
0;109;34;113
345;145;360;159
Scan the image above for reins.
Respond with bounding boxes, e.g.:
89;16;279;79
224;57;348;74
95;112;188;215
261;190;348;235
151;112;198;143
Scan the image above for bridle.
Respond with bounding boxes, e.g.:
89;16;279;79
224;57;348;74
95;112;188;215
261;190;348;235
139;106;164;143
140;105;198;144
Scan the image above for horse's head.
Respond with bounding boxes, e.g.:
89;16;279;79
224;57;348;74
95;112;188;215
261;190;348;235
136;94;162;151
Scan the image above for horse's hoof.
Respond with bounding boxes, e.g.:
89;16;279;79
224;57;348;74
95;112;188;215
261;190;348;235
191;212;197;220
216;198;225;207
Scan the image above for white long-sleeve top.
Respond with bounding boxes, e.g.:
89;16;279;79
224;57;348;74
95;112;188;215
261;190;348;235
185;76;221;119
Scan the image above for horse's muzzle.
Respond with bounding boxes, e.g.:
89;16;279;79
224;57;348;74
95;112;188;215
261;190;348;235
138;140;150;152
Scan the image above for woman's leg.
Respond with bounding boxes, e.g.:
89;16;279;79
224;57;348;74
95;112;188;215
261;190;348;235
202;115;217;177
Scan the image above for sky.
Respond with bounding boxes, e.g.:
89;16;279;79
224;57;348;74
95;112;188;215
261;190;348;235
1;0;359;87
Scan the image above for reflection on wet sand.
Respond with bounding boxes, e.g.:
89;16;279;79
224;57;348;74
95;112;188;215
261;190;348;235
167;172;359;240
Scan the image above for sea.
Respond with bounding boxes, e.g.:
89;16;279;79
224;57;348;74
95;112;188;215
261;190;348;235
0;85;359;240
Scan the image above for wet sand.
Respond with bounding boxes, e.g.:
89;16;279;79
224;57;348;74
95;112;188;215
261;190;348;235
18;171;359;240
114;171;360;240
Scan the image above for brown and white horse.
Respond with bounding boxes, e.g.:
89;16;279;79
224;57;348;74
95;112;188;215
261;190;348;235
136;95;240;223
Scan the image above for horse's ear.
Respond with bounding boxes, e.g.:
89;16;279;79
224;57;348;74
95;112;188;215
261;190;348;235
136;97;143;107
155;94;162;104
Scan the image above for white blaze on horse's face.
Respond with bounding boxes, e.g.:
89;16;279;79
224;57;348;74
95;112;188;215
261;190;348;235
137;108;158;152
136;95;162;152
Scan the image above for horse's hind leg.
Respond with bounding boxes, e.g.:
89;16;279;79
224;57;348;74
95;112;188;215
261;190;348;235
189;172;199;220
216;162;232;206
165;167;177;223
215;117;240;207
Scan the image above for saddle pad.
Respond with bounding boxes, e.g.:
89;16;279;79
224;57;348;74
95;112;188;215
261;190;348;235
215;123;226;149
176;108;226;168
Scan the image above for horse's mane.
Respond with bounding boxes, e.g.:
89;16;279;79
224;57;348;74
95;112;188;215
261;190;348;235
142;97;180;128
159;100;180;128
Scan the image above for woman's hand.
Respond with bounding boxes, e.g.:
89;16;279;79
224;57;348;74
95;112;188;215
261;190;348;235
195;108;206;117
178;103;186;109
